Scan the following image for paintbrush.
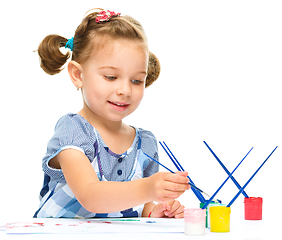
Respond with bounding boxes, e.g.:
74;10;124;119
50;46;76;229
203;141;249;198
227;146;278;207
201;147;253;209
159;141;211;201
143;152;212;199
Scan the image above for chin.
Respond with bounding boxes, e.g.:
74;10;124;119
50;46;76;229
106;113;130;122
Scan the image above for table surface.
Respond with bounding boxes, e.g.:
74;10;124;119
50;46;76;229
0;215;279;240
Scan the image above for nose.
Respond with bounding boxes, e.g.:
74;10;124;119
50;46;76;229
116;80;131;97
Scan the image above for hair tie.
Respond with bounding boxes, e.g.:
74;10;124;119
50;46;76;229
96;10;121;23
65;37;74;51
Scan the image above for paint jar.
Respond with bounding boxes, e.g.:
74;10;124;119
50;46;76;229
200;200;222;228
199;203;208;228
244;197;263;220
210;206;231;232
184;208;206;235
207;202;226;229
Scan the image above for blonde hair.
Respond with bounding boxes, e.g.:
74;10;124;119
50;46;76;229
37;8;160;87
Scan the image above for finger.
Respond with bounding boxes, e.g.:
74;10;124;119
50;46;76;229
163;181;190;192
164;200;182;216
174;209;185;218
170;204;185;218
151;203;170;218
163;200;177;216
175;171;188;178
154;202;168;214
157;195;183;203
162;189;186;200
164;172;189;184
169;200;181;213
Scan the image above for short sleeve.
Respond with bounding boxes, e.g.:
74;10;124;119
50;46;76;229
139;129;159;177
42;114;97;182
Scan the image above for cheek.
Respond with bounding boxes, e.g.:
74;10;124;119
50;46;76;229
139;90;145;102
133;88;145;105
82;77;105;99
82;84;101;107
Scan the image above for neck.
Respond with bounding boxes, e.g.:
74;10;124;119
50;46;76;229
78;104;124;133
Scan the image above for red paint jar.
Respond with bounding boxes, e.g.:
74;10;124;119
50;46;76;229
244;197;263;220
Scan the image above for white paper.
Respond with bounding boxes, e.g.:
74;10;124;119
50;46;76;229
1;218;184;234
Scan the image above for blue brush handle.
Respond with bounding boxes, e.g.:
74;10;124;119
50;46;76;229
143;152;206;196
204;141;249;198
227;146;278;207
201;147;252;209
159;141;206;202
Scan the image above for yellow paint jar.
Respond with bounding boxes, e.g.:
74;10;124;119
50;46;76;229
209;206;231;232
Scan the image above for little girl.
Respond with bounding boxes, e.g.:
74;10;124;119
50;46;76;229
34;8;190;219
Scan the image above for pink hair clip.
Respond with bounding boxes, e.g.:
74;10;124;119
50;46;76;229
96;10;121;23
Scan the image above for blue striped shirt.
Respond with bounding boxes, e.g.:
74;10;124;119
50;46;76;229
34;113;159;218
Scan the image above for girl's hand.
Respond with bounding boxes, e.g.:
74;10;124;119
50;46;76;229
146;171;190;203
150;200;185;218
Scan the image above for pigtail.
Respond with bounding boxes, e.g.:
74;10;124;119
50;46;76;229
146;52;160;88
36;8;160;82
37;34;71;75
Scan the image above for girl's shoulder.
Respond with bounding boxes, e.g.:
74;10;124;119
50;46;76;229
137;127;157;142
42;113;98;182
55;113;92;130
51;113;97;147
135;127;158;154
54;113;95;136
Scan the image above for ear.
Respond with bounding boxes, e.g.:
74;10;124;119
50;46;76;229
68;61;83;89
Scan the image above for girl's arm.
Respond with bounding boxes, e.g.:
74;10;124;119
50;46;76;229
51;149;189;214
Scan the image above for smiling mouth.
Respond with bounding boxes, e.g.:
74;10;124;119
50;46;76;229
108;101;130;111
108;101;129;107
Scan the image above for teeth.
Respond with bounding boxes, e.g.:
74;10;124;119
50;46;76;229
112;102;124;106
109;101;127;106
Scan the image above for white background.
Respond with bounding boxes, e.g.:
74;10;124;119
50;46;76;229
0;0;281;222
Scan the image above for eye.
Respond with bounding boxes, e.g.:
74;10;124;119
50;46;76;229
131;79;143;85
104;76;117;81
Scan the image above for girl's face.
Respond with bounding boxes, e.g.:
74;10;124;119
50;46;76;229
79;39;148;124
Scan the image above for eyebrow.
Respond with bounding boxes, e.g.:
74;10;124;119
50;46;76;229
98;66;118;70
98;66;147;74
